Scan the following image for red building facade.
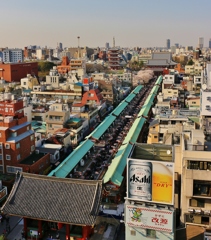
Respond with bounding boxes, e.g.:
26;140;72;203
0;62;38;82
0;96;50;174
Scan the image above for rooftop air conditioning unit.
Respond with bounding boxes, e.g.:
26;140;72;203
204;210;211;215
195;209;203;214
188;208;195;213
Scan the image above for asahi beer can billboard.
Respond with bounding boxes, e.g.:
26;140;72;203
127;159;174;205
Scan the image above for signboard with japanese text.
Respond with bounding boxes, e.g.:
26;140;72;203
126;205;174;233
127;159;174;205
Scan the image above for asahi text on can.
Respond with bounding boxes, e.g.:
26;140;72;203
129;160;152;201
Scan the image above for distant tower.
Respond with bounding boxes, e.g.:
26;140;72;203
198;37;204;49
113;37;115;48
77;36;80;58
209;39;211;49
59;42;63;50
105;42;109;49
166;39;170;49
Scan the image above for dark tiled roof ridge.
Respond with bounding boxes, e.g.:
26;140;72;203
21;172;102;185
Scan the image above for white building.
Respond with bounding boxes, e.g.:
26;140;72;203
2;48;23;63
200;63;211;134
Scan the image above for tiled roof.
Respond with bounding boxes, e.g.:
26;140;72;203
2;172;102;226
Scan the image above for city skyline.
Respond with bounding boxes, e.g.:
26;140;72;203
1;0;211;49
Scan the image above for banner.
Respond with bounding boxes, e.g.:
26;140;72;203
126;205;174;233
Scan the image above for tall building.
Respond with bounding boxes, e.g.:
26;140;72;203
105;42;109;49
198;37;204;49
166;39;170;49
2;48;23;63
209;38;211;48
59;42;63;50
0;94;35;174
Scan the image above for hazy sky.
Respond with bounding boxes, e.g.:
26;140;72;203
1;0;211;49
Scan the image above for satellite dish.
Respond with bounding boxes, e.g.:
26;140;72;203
202;84;207;90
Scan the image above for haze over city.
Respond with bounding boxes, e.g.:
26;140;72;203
1;0;211;48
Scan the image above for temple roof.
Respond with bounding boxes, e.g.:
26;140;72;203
1;172;102;226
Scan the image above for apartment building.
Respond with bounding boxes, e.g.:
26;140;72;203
180;129;211;228
200;63;211;135
2;48;23;63
45;103;70;134
0;94;50;175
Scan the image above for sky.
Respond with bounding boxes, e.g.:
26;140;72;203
1;0;211;49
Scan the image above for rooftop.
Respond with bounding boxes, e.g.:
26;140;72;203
20;152;47;165
2;173;102;225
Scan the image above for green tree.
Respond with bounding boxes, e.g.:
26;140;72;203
38;61;56;72
187;59;194;65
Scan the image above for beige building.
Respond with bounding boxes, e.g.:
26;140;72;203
180;129;211;228
46;103;70;134
185;96;200;110
21;74;39;90
185;61;203;76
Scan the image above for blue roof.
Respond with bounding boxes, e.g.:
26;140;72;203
132;85;143;94
103;143;133;186
48;139;94;178
86;115;116;140
75;82;83;86
124;93;136;103
111;101;128;116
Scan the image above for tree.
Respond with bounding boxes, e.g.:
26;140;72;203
38;61;56;72
187;59;194;65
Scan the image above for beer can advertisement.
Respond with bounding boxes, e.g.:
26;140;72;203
127;159;174;205
126;205;174;233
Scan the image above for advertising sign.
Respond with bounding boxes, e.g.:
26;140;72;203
126;205;174;233
127;159;174;205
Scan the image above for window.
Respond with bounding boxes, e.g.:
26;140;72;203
187;160;211;170
193;180;211;197
27;126;30;130
5;144;10;149
146;229;156;238
154;136;158;139
0;155;2;160
189;198;205;207
6;155;11;160
16;143;20;149
130;230;136;236
6;166;22;173
31;145;35;151
17;154;21;160
30;135;34;141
